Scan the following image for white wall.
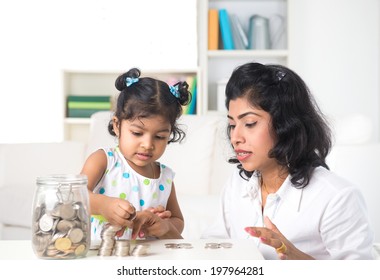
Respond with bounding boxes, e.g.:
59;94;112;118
0;0;379;143
0;0;197;143
288;0;380;141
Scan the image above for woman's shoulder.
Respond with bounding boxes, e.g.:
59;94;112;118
312;167;356;188
308;166;362;198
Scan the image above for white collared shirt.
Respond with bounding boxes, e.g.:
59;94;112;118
202;166;375;259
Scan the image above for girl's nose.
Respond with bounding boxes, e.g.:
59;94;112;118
141;137;154;150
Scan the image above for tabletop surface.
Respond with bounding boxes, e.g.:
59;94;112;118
0;239;264;260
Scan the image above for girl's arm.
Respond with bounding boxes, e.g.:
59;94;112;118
164;182;184;234
80;149;108;214
80;150;134;227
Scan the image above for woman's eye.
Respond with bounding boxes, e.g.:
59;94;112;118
228;124;235;130
246;122;257;128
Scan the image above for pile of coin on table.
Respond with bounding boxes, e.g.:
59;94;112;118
32;200;90;259
97;223;150;257
204;242;233;249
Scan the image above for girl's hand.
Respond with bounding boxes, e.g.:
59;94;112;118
100;196;135;229
146;205;172;219
244;216;314;260
131;210;182;240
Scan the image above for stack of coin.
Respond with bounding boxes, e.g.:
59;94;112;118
97;223;122;256
32;201;90;259
113;240;131;257
164;242;193;249
205;242;233;249
131;244;150;256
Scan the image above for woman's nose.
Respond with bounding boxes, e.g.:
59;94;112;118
230;126;243;146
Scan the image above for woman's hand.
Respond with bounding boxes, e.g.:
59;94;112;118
132;210;182;240
245;216;314;260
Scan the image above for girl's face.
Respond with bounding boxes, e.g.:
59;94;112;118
113;115;171;173
228;96;278;173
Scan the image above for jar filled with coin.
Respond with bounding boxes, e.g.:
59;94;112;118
32;174;90;259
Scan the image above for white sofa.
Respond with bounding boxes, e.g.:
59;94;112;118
0;112;379;254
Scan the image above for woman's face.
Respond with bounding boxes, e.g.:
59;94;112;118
228;96;277;173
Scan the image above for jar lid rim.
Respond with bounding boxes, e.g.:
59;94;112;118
36;174;88;184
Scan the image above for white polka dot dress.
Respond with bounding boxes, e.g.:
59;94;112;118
90;146;174;240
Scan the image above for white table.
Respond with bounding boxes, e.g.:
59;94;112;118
0;239;264;260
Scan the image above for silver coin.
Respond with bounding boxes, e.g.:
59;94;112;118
131;244;150;256
68;227;84;243
177;243;193;249
56;220;75;232
205;242;220;249
164;243;179;249
219;242;233;248
39;214;54;232
59;203;77;220
113;240;130;256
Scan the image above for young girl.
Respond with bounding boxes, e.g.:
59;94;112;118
81;68;191;241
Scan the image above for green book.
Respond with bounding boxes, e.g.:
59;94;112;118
67;95;111;102
67;108;109;118
67;101;111;110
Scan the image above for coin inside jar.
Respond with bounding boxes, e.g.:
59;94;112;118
68;228;84;243
59;203;77;220
38;214;54;232
56;220;75;232
55;237;72;251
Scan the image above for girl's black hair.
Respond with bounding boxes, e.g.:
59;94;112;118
225;62;332;188
108;68;192;143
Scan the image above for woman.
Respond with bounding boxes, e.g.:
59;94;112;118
202;62;374;260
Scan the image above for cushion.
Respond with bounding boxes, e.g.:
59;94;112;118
0;184;34;228
159;115;219;196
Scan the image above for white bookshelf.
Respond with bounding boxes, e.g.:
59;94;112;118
199;0;289;112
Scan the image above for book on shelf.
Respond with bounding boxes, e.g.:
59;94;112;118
219;9;234;50
182;76;197;115
67;95;111;102
67;108;111;118
230;14;248;50
66;95;111;118
208;9;219;50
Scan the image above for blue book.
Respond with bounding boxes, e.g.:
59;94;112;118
219;9;234;50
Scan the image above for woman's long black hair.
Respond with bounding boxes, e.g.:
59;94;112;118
225;62;332;188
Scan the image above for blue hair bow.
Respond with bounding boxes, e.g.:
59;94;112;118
126;77;139;87
169;84;180;98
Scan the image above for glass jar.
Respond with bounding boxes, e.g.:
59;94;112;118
32;174;90;259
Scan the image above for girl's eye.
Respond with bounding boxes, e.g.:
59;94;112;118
155;135;166;140
228;124;235;130
132;131;142;136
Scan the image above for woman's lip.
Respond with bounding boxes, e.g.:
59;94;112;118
235;151;252;161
